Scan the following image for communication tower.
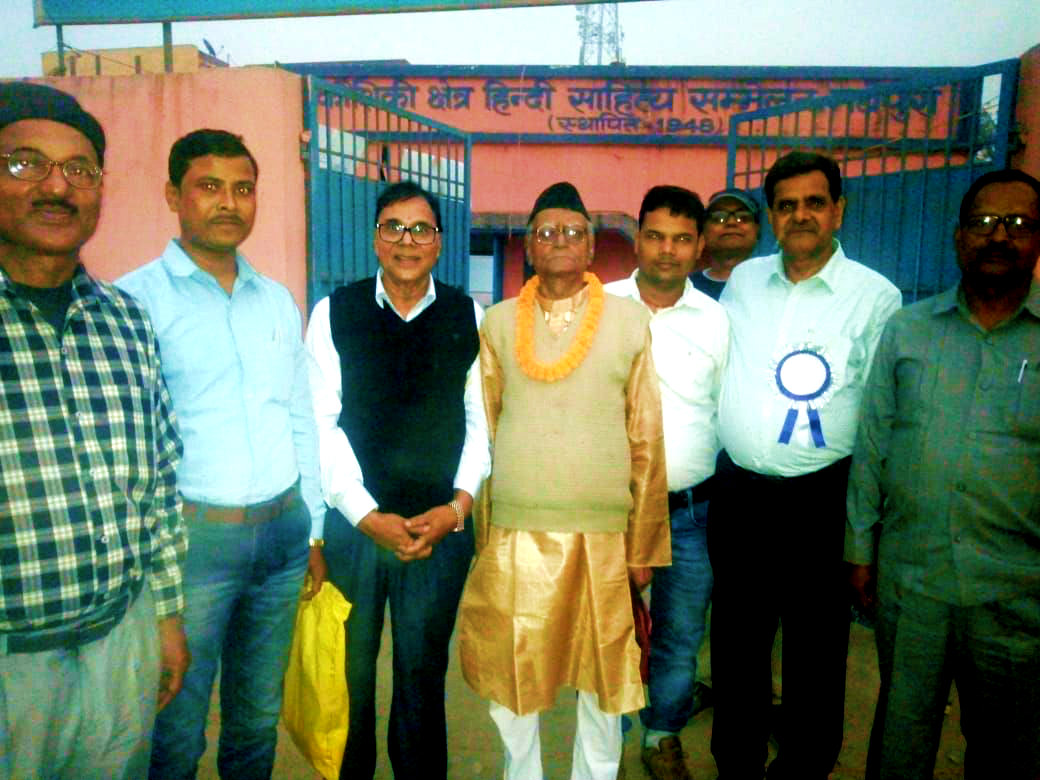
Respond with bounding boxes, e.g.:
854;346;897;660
576;3;623;66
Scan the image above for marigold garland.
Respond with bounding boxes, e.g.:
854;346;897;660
515;272;604;383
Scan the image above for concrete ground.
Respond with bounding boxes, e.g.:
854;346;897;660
198;619;967;780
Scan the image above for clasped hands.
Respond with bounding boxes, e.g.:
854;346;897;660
359;505;458;562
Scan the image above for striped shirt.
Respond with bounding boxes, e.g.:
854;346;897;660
0;265;186;631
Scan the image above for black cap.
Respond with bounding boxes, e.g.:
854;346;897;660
0;81;106;166
706;188;760;219
528;181;590;224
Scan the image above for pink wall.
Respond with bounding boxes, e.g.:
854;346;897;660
29;68;310;314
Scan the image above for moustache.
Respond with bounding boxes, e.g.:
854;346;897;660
31;199;77;214
210;216;244;225
973;246;1018;262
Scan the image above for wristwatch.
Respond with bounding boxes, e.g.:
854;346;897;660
448;500;465;533
308;537;324;548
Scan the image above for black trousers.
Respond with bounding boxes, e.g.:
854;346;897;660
323;509;475;780
707;452;851;780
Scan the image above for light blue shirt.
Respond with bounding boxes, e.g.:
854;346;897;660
117;239;325;537
718;242;902;477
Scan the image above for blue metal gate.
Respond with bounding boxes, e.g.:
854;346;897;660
727;59;1020;302
304;76;473;308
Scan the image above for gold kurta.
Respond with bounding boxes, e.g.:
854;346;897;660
458;291;669;716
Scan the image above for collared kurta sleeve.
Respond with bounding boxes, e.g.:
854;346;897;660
473;328;504;554
623;329;671;568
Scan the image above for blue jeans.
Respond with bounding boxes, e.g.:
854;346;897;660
639;499;713;734
149;497;310;780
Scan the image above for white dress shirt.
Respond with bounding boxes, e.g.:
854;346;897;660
718;242;902;477
305;270;489;525
604;272;729;492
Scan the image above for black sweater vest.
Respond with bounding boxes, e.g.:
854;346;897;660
329;278;479;517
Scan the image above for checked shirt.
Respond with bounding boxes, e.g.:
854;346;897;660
0;265;186;632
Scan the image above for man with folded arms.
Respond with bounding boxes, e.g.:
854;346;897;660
305;180;488;780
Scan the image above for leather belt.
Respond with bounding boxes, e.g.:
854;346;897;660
1;578;143;654
667;477;714;514
182;481;300;525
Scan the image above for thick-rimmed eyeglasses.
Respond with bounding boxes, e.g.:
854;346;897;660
375;220;440;245
532;224;588;245
1;150;103;190
962;214;1040;239
707;210;755;225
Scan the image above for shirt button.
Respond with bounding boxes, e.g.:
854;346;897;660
955;481;967;492
97;534;108;544
954;535;962;543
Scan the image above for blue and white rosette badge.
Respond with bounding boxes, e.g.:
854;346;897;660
772;343;835;448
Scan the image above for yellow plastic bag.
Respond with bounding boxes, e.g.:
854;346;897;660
282;580;352;780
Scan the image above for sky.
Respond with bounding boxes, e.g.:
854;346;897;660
0;0;1038;78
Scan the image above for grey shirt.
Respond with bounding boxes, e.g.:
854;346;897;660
846;281;1040;606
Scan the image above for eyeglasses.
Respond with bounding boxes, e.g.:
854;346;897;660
376;220;440;245
532;224;588;245
962;214;1040;239
1;150;103;190
707;210;755;225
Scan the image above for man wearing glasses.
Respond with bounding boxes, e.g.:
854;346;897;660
692;188;762;301
0;82;187;778
457;181;669;780
304;180;488;780
710;151;902;779
847;168;1040;780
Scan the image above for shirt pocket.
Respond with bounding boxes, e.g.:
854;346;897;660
258;323;296;403
1013;358;1040;440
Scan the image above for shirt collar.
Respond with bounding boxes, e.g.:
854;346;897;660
375;268;436;311
161;238;257;288
769;239;846;292
930;285;961;316
622;269;704;310
941;279;1040;322
0;263;106;303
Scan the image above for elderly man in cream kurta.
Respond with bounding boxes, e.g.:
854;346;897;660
458;182;670;780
